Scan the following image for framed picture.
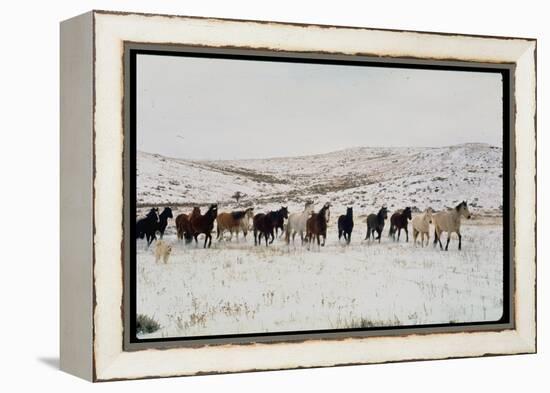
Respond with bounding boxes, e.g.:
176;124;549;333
60;10;537;381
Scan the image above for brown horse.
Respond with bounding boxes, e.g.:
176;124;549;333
190;204;218;248
216;207;254;241
175;207;200;243
306;202;331;249
253;207;288;246
389;207;412;242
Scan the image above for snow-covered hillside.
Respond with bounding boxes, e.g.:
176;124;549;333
137;143;502;215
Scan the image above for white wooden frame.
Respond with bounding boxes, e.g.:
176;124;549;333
60;10;536;382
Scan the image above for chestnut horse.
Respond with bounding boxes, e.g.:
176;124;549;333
190;204;218;248
175;207;200;243
306;202;331;249
216;207;254;241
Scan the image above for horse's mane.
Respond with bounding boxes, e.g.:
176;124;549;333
316;205;329;223
231;210;246;220
455;201;467;211
159;207;172;219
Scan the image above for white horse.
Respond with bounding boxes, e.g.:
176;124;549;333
432;201;472;251
286;201;314;245
412;207;433;247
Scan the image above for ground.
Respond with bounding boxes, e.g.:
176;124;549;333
136;216;503;339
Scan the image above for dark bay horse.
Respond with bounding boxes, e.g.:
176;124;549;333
157;207;173;239
337;207;354;245
136;208;159;247
306;202;331;248
253;207;288;246
365;207;388;243
389;207;412;242
175;207;200;243
190;204;218;248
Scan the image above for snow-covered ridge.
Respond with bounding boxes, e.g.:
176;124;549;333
137;143;503;215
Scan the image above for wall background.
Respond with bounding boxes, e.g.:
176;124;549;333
0;0;545;391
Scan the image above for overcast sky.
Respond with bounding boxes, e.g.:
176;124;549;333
137;54;503;160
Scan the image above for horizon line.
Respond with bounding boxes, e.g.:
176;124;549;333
137;142;502;162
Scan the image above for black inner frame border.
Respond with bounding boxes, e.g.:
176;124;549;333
127;47;512;346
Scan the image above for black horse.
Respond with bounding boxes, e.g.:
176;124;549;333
389;207;412;242
337;207;354;245
274;214;285;238
136;208;159;247
365;207;388;243
253;207;289;246
157;207;173;239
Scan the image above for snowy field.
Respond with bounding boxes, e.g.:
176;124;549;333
135;143;504;339
136;216;503;339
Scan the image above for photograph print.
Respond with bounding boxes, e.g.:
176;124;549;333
130;48;511;342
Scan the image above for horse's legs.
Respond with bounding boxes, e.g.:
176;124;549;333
405;227;409;242
425;232;429;248
458;231;462;250
397;228;401;242
438;233;444;250
265;232;269;246
445;234;451;251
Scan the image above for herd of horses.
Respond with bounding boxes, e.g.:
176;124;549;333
136;201;473;251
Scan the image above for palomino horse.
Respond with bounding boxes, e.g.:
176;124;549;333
365;207;388;243
389;207;412;242
216;207;254;241
337;207;354;244
175;207;200;243
306;202;331;249
412;207;433;247
433;201;472;251
286;201;314;245
190;204;218;248
253;207;289;246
